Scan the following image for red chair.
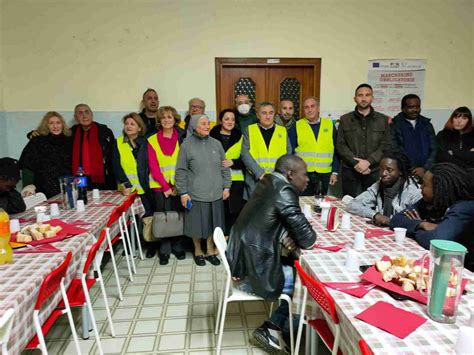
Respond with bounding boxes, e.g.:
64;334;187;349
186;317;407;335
358;339;374;355
58;230;116;354
294;260;342;355
25;252;81;354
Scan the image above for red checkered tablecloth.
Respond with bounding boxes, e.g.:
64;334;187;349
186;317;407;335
0;191;144;355
294;197;474;355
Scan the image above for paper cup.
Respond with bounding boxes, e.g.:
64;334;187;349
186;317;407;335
341;213;351;229
9;219;20;233
50;203;60;217
345;249;360;271
320;202;331;222
76;199;86;213
303;204;312;219
92;189;100;199
36;212;45;223
353;232;365;250
394;227;407;244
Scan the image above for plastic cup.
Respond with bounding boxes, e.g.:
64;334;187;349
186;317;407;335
50;203;60;217
36;212;45;223
76;200;86;213
320;202;331;222
303;204;312;219
353;232;365;250
345;249;360;271
92;189;100;199
9;219;20;233
394;227;407;244
42;214;51;222
341;213;351;229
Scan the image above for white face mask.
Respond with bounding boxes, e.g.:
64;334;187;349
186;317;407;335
237;103;251;115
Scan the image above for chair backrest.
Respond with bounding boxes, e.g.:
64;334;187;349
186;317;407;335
0;308;15;345
34;252;72;310
82;229;106;274
106;206;123;227
213;227;232;277
120;192;137;213
294;260;339;325
358;339;374;355
24;192;47;210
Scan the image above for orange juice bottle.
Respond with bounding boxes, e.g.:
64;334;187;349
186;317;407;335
0;208;13;264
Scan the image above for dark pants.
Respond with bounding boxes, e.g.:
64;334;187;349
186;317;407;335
341;167;379;197
300;171;331;196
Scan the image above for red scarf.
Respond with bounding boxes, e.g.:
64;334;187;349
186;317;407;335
72;123;105;184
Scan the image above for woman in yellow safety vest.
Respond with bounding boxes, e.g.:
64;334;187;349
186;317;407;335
112;112;154;235
210;109;245;234
147;106;186;265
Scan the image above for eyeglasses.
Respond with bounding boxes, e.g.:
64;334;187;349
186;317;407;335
191;105;204;109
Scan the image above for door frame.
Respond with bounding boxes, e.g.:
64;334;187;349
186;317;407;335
215;57;321;114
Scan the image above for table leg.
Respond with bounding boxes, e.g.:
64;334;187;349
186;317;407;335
310;327;318;355
130;222;136;258
305;324;311;355
82;304;91;339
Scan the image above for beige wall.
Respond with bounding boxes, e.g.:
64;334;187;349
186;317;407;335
1;0;473;113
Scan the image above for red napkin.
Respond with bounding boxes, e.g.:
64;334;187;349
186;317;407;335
14;244;62;254
89;202;118;207
324;281;374;298
365;228;394;238
355;301;427;338
19;217;35;223
69;219;92;226
312;243;345;252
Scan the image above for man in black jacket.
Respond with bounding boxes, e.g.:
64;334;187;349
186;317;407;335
138;88;159;136
227;154;316;353
0;157;26;214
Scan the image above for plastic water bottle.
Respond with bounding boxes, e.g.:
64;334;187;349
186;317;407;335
75;166;88;205
0;209;13;264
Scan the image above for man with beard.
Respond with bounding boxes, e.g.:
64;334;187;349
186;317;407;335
391;94;437;179
275;99;296;129
139;88;160;135
337;84;391;197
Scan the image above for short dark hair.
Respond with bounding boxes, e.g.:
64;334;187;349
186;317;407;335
401;94;421;109
355;83;373;95
218;108;236;122
275;154;305;174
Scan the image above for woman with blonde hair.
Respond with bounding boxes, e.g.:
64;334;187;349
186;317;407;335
146;106;186;264
19;111;73;198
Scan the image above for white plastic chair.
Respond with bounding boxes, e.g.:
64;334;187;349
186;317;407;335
0;308;15;355
213;227;294;355
23;192;47;209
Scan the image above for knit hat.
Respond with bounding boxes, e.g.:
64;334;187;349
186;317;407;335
0;157;21;181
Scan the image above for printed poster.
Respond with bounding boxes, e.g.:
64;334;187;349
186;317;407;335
368;59;426;118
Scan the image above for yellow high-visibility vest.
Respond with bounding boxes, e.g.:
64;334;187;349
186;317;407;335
147;134;179;189
226;137;244;181
248;124;287;174
295;118;334;173
116;136;144;194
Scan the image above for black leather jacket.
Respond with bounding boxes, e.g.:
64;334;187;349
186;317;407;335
227;173;316;299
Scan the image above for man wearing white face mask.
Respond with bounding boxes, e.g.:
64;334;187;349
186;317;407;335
235;94;258;132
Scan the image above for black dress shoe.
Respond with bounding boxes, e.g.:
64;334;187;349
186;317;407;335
159;254;170;265
194;255;206;266
146;248;156;258
205;255;221;266
174;251;186;260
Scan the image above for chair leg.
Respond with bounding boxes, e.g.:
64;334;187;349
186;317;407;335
122;213;137;274
214;279;226;335
32;311;48;355
131;213;144;260
60;282;81;355
119;217;134;282
81;278;104;355
216;300;229;355
280;295;294;355
95;261;116;337
295;289;308;355
106;229;124;301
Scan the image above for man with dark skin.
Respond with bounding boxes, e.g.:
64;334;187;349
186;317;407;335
0;158;26;213
391;94;437;179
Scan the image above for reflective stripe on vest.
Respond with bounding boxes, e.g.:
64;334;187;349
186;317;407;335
295;118;334;173
147;134;179;189
226;137;244;181
248;124;288;173
116;136;144;194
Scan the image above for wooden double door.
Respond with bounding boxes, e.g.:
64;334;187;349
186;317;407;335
215;58;321;118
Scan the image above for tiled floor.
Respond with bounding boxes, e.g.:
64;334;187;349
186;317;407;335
23;251;277;354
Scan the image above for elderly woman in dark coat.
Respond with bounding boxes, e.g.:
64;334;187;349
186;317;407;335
175;114;232;266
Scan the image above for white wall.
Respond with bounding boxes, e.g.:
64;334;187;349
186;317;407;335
1;0;473;158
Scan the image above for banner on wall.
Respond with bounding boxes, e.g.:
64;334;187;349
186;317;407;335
368;59;426;118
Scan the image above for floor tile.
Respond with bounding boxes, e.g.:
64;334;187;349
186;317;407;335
124;284;146;295
245;314;267;328
139;306;163;318
99;336;126;353
192;303;215;317
148;283;169;293
221;330;247;346
193;291;214;303
194;281;213;291
102;320;132;336
112;307;138;320
63;338;95;354
171;283;191;292
191;316;215;332
222;315;244;329
126;335;157;352
168;292;190;304
158;333;186;351
189;331;215;349
144;293;166;305
165;304;189;317
116;295;142;307
133;319;160;334
162;318;188;333
173;273;192;282
243;301;266;313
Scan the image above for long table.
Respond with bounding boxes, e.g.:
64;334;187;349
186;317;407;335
295;197;474;355
0;191;144;355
